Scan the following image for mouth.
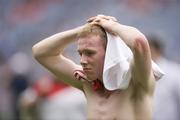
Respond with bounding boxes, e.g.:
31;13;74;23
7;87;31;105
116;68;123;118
83;68;92;73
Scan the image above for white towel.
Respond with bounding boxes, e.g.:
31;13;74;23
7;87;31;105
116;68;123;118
103;32;164;91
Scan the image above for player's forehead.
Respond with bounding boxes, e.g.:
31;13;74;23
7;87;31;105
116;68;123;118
77;35;104;52
78;35;103;46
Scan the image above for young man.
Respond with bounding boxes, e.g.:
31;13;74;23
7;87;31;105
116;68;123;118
32;15;155;120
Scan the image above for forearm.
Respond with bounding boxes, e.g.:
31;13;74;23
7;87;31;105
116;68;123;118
32;26;83;58
113;23;147;50
88;14;147;49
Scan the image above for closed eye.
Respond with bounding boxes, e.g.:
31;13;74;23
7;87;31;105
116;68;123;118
84;51;95;56
77;49;96;57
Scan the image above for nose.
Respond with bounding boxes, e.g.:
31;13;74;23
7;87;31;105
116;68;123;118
80;54;88;67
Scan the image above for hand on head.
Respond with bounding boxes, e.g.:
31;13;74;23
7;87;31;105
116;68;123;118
87;14;118;35
87;14;117;23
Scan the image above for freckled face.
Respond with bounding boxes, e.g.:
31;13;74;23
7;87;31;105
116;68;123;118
77;35;106;81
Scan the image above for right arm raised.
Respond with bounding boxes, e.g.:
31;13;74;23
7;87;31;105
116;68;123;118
32;26;84;90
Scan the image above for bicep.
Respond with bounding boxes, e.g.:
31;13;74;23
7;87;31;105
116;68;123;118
35;55;83;90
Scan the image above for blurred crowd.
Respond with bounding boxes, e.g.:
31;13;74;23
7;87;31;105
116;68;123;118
0;0;180;120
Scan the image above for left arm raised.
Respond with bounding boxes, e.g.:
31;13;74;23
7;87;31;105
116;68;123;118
88;15;154;93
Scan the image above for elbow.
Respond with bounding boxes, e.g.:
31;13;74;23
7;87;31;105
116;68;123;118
32;44;60;60
32;44;43;60
133;36;150;54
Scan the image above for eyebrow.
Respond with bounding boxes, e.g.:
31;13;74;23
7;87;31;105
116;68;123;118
77;48;95;53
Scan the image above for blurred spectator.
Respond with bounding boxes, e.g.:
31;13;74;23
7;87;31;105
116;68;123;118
10;75;29;120
0;51;14;120
148;35;180;120
19;75;87;120
8;52;32;120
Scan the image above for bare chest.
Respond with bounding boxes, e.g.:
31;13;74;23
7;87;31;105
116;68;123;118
84;87;152;120
85;89;134;119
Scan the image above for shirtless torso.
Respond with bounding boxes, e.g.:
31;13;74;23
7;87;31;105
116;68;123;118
82;78;153;120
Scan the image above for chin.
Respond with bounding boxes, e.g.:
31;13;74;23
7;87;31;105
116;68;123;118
87;75;97;81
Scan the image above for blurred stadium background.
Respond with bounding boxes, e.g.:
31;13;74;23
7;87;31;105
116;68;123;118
0;0;180;120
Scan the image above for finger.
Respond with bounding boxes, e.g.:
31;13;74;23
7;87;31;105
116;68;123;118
98;15;118;22
94;18;101;22
88;15;108;23
102;16;117;22
87;16;96;22
87;15;110;23
75;71;88;80
75;73;85;82
87;16;104;23
89;21;100;26
107;16;118;22
97;14;110;20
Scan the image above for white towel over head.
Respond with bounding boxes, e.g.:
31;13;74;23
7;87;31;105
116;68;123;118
103;32;164;91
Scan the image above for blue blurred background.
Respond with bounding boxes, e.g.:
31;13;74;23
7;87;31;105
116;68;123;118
0;0;180;120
